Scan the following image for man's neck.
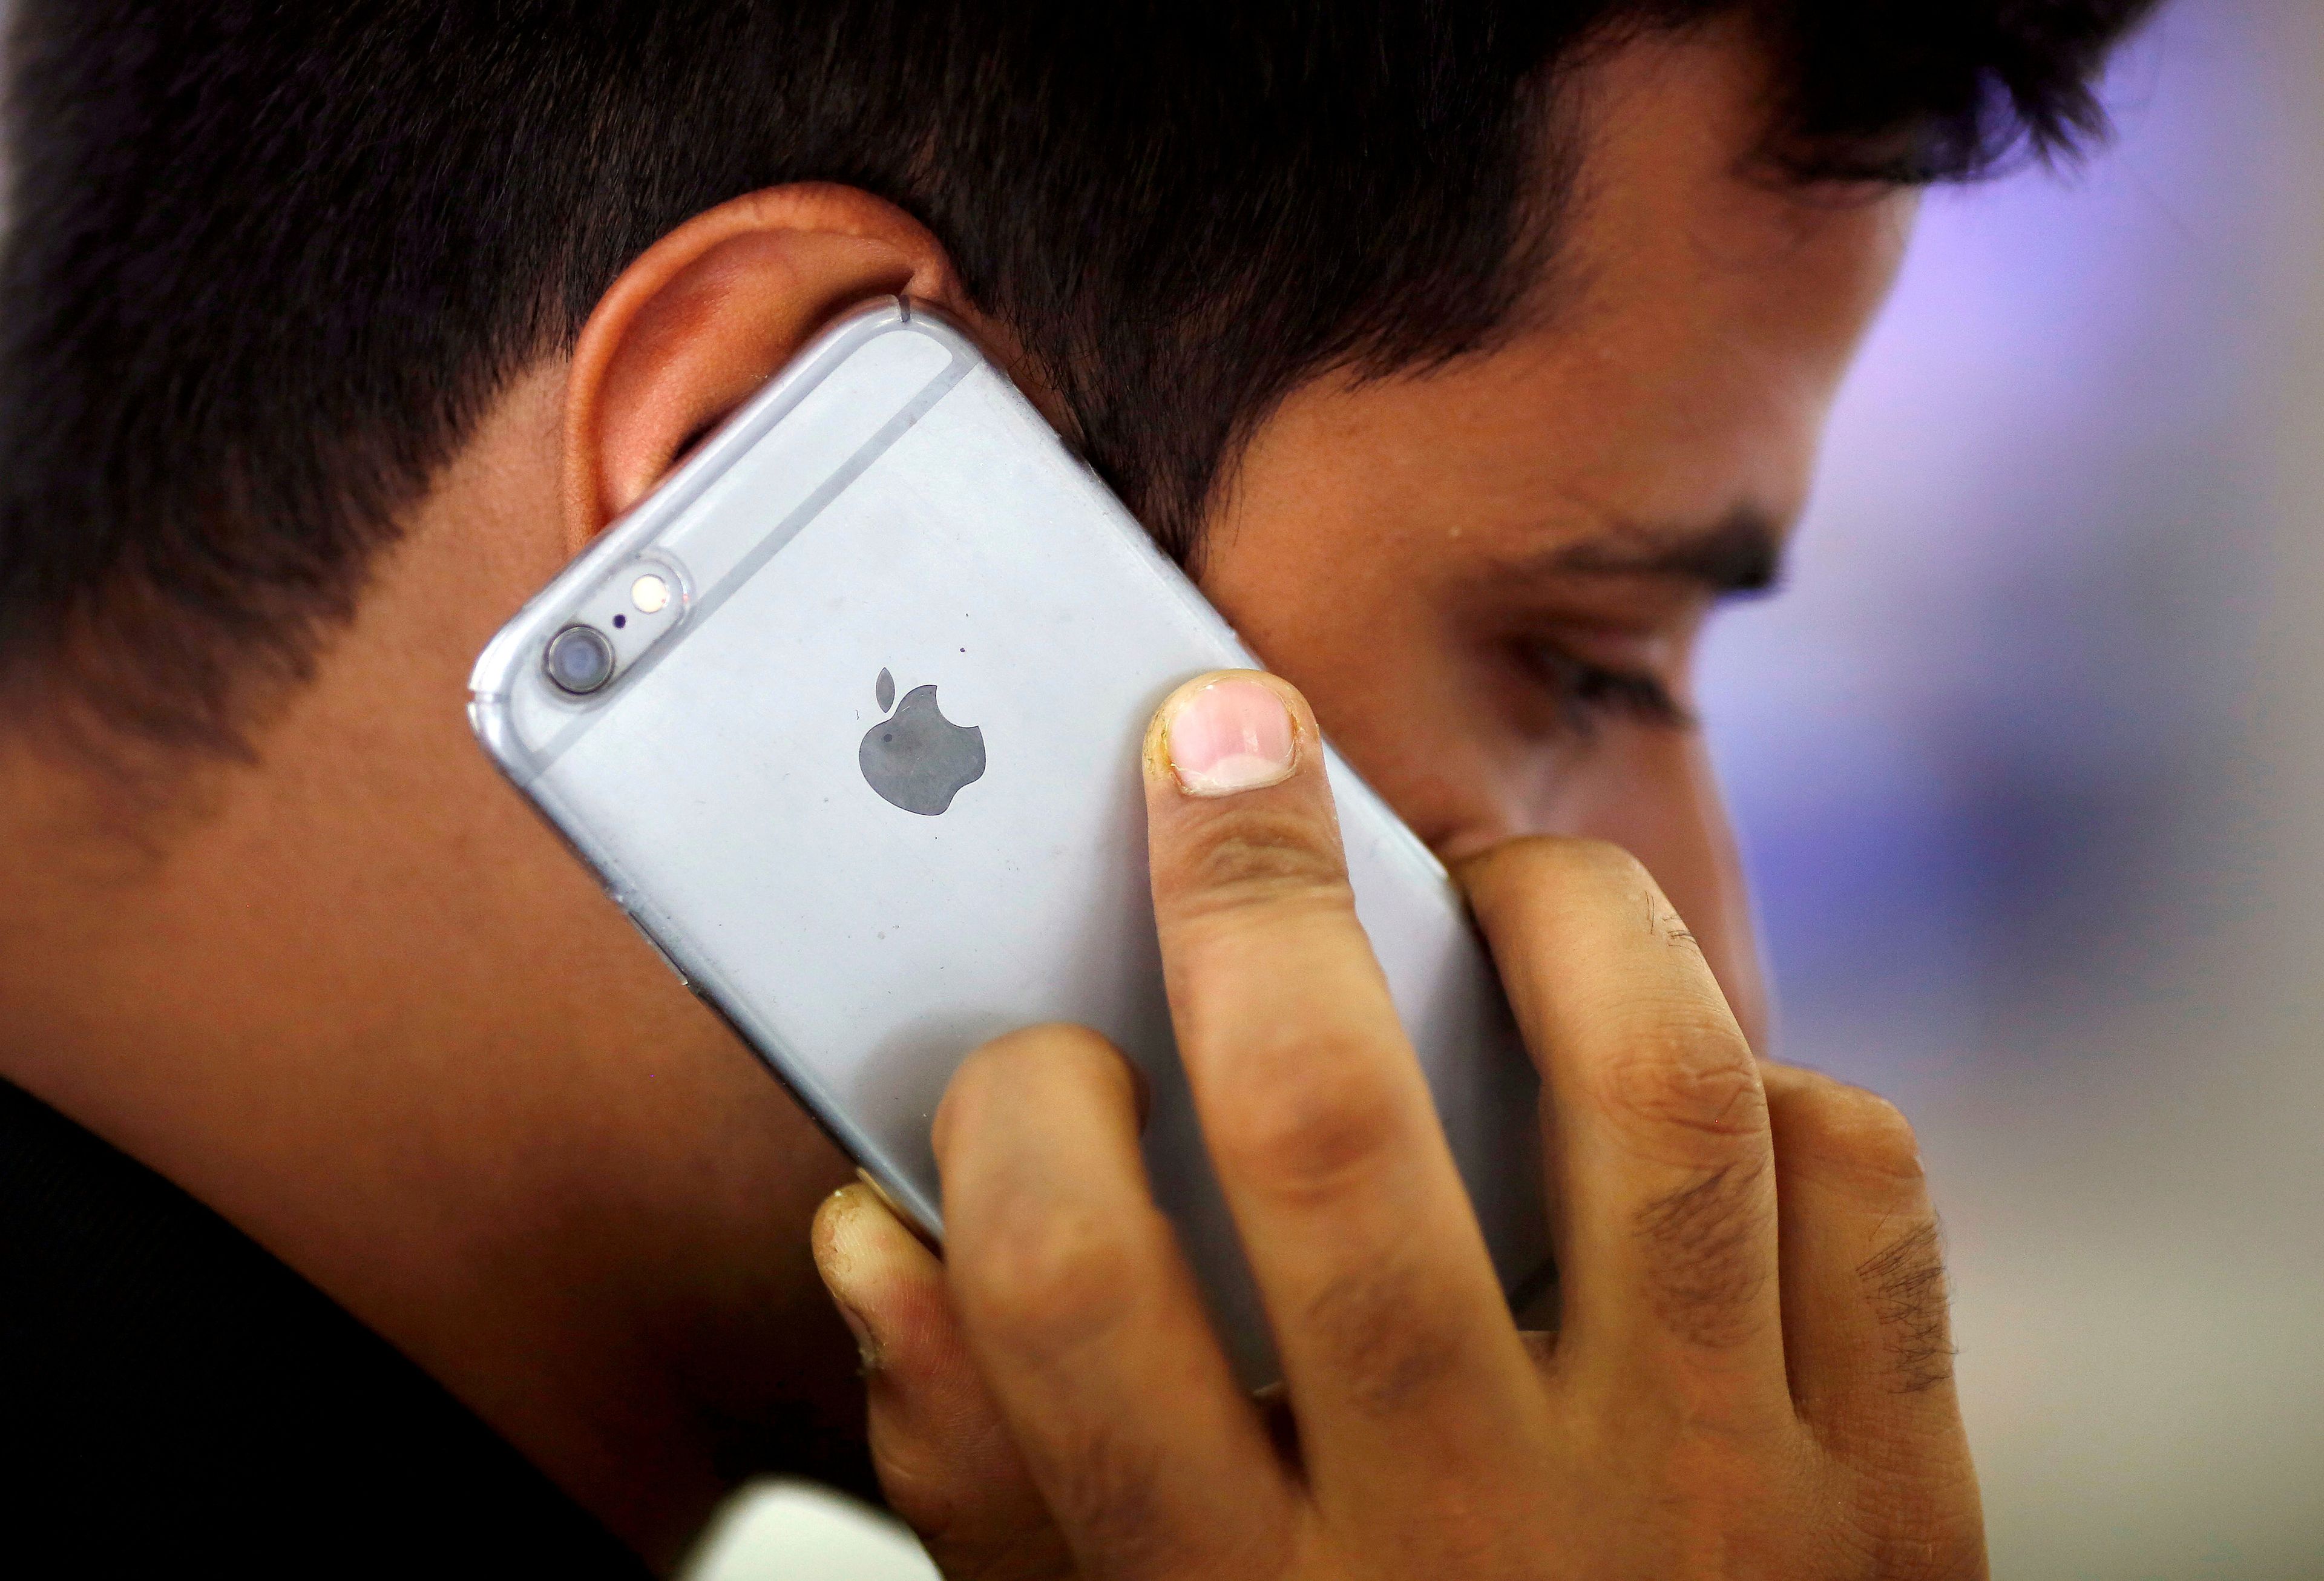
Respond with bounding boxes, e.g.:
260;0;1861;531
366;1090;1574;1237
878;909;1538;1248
0;370;867;1565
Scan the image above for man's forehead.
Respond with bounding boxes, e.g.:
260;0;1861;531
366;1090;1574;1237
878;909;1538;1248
1538;22;1917;343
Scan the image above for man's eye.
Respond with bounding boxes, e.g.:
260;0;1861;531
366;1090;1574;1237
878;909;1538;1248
1523;642;1692;735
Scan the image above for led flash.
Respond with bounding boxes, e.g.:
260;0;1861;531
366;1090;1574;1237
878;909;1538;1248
631;573;670;614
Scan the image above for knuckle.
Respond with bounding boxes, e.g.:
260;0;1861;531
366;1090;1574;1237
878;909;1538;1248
1591;1019;1767;1162
1610;1032;1778;1351
957;1197;1148;1367
1167;801;1351;919
1043;1432;1165;1568
1301;1259;1462;1416
1845;1467;1989;1581
1203;1042;1407;1205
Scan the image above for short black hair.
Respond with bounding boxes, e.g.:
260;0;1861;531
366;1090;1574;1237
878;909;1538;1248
0;1;2153;752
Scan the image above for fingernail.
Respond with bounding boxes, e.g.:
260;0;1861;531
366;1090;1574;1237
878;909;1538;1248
1165;677;1296;797
814;1186;888;1372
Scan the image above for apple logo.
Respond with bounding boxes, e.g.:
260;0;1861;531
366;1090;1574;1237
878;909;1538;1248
859;667;986;816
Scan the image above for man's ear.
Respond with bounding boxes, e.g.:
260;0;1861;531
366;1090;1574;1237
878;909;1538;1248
562;184;986;553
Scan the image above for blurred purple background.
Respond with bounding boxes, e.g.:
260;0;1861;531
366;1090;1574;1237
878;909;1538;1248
1698;2;2324;1574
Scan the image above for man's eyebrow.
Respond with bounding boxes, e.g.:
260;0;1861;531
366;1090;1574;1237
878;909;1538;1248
1541;507;1786;597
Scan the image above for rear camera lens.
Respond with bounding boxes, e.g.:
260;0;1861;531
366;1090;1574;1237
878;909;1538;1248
544;625;615;695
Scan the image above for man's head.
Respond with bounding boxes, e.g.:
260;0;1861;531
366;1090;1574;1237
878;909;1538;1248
3;2;2140;729
0;0;2151;1559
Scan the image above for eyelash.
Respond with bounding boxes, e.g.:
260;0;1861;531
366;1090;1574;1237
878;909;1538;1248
1523;642;1693;735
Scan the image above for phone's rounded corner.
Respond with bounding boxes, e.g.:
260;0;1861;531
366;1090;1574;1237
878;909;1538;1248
877;295;988;373
464;686;531;781
467;618;530;704
465;625;543;778
823;294;939;358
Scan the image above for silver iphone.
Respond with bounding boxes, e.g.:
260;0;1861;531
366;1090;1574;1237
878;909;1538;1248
469;299;1547;1380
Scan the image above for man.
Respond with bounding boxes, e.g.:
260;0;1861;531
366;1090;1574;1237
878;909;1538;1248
0;2;2152;1574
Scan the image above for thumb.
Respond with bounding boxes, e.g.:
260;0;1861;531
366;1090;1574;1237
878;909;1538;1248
813;1183;1076;1580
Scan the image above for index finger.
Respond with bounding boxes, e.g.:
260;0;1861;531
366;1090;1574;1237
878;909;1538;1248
1142;670;1543;1504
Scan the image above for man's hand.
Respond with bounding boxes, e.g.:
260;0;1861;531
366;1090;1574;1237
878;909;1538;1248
812;669;1983;1580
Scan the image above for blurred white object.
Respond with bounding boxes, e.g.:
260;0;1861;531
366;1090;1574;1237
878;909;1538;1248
682;1482;937;1581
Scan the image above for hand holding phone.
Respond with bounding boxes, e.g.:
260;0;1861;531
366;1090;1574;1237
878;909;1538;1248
812;670;1987;1581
